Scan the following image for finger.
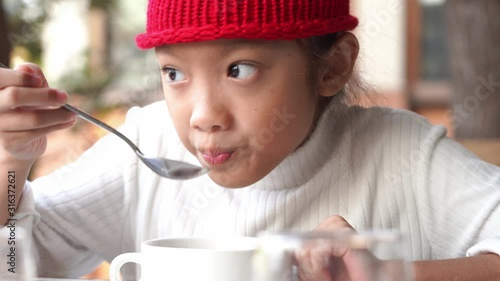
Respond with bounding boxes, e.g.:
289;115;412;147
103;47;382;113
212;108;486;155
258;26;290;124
0;120;76;156
296;247;349;281
14;63;50;87
327;256;350;281
0;108;76;131
314;216;355;232
0;68;43;89
295;241;339;281
296;248;333;281
0;87;68;110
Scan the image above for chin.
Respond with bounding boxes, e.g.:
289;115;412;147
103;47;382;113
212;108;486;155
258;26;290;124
208;170;266;188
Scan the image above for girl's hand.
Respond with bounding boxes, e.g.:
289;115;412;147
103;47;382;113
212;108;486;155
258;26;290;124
296;216;377;281
0;63;76;162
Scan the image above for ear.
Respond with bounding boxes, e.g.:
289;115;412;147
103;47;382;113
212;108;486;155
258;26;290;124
318;32;359;97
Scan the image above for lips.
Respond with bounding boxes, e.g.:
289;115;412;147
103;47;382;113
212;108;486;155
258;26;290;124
202;151;233;165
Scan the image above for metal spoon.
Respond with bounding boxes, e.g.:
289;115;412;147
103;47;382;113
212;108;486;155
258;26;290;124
0;64;206;179
62;104;208;180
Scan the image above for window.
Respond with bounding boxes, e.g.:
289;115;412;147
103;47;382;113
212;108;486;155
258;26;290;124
407;0;451;109
420;1;449;80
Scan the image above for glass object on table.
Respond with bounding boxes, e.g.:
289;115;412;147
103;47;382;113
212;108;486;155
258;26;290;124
252;230;414;281
0;226;36;281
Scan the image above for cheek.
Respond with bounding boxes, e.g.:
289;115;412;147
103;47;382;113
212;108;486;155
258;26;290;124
165;99;195;150
248;91;316;158
271;104;315;151
264;74;315;136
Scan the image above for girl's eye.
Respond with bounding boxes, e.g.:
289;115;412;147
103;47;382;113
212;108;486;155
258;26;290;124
162;67;186;82
227;64;257;79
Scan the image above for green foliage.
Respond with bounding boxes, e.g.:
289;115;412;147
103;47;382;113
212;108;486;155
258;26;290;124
90;0;116;11
4;0;49;64
3;0;117;102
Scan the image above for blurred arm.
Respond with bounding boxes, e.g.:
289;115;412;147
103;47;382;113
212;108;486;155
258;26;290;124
414;254;500;281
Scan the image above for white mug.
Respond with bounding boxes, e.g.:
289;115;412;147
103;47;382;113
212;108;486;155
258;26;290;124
109;236;258;281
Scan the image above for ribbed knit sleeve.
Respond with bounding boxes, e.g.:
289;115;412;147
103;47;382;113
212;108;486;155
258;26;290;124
414;129;500;258
29;105;147;277
350;107;500;259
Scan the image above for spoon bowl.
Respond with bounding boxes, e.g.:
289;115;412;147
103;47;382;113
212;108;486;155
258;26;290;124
138;154;209;180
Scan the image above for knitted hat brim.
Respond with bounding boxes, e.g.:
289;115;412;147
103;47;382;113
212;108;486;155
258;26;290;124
136;16;358;49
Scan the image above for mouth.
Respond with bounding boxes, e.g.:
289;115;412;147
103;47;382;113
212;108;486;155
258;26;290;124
200;150;234;166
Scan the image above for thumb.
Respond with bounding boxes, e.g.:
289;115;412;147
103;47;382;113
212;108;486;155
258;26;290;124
14;63;50;88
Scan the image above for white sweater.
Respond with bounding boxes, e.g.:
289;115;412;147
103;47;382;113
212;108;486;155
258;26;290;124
4;101;500;278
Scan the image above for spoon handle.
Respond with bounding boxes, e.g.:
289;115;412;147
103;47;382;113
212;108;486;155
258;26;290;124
63;104;143;155
0;63;143;155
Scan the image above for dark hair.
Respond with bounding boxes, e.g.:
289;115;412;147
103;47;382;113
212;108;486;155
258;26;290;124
298;33;375;108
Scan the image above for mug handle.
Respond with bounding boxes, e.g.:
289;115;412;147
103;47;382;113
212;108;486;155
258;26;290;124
109;253;142;281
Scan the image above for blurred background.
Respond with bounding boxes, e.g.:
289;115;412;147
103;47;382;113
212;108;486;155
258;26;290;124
0;0;499;279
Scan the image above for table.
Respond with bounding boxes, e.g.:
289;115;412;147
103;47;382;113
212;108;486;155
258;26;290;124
35;279;106;281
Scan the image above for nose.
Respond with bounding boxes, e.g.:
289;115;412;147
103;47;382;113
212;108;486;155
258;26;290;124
190;95;232;132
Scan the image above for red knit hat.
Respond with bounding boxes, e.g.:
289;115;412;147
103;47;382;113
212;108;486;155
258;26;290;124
136;0;358;49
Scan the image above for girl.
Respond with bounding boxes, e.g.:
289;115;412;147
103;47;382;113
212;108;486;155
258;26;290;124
1;0;500;280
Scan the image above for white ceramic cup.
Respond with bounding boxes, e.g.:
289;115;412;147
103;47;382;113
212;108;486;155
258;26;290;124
109;236;258;281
